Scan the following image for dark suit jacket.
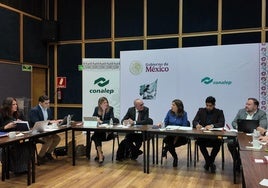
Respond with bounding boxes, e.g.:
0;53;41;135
92;106;115;124
192;107;225;128
28;105;53;128
121;106;152;125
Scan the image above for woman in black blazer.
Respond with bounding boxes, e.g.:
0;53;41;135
91;97;117;164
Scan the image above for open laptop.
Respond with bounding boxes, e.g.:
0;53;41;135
15;121;30;131
58;114;74;126
32;120;50;133
83;116;98;128
237;119;259;133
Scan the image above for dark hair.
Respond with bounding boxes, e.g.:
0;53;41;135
1;97;19;119
172;99;184;117
39;95;49;103
205;96;216;105
248;98;259;107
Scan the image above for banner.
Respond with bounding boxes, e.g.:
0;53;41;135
120;43;267;125
82;58;120;119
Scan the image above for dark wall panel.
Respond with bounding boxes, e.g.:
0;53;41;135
24;16;46;64
147;38;178;50
182;36;217;47
57;44;82;104
57;107;82;121
0;7;19;61
115;0;143;37
222;33;261;45
85;42;111;58
85;0;111;39
183;0;218;33
222;0;261;30
147;0;179;35
58;0;81;40
0;63;31;103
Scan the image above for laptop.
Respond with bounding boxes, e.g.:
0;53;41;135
237;119;259;133
15;121;30;131
83;117;98;128
32;120;50;133
58;114;74;126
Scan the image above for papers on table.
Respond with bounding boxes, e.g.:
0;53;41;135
260;179;268;186
0;131;8;137
165;125;192;131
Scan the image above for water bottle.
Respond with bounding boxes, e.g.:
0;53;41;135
109;118;113;127
252;129;260;148
161;121;166;129
67;114;71;127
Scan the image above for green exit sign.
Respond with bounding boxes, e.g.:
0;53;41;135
78;65;83;71
22;65;32;72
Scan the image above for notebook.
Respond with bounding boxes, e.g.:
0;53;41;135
32;120;50;133
237;119;259;133
58;114;74;126
83;117;98;128
0;131;8;137
15;121;30;131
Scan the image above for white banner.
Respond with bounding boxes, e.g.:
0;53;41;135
120;43;266;125
82;58;120;119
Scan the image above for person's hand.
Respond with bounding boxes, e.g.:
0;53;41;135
259;136;268;142
157;122;162;127
128;119;134;125
196;124;202;130
5;121;16;129
96;117;103;124
257;126;266;136
205;124;213;130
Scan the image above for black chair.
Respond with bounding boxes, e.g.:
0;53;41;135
160;121;192;167
194;137;225;170
86;118;120;162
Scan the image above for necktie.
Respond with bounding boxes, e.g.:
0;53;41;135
137;111;141;121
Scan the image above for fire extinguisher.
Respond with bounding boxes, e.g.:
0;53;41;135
57;88;62;102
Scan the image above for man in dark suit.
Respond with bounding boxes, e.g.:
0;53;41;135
29;95;61;164
117;99;152;160
192;96;225;173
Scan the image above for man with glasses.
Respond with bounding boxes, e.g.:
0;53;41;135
29;95;61;164
117;99;153;161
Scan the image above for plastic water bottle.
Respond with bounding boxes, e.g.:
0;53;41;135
67;114;71;127
109;118;113;127
161;121;166;129
252;129;260;148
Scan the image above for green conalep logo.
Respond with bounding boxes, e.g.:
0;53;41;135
94;77;109;87
89;77;114;94
201;77;213;84
201;77;232;85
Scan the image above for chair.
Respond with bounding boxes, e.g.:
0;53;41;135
160;137;192;167
86;118;120;162
34;138;45;166
194;137;225;170
160;121;192;167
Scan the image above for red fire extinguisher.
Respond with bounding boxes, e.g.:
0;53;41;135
57;88;62;102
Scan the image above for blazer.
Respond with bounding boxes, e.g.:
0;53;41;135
121;106;152;125
232;108;268;129
92;106;115;124
28;105;53;128
192;107;225;128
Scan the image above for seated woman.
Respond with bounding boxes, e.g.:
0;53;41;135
0;97;31;174
161;99;189;167
91;97;117;164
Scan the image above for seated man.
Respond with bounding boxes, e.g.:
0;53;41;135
29;95;61;164
116;99;152;161
192;96;225;173
227;97;268;171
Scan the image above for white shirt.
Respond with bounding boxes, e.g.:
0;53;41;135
246;110;257;120
39;104;48;121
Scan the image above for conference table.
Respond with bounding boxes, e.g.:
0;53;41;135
238;133;268;188
146;128;237;177
71;123;153;173
0;125;71;185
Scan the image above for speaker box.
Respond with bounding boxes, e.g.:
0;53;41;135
42;20;58;42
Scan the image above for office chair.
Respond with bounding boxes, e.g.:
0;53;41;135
160;121;192;167
86;118;120;162
194;137;225;170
